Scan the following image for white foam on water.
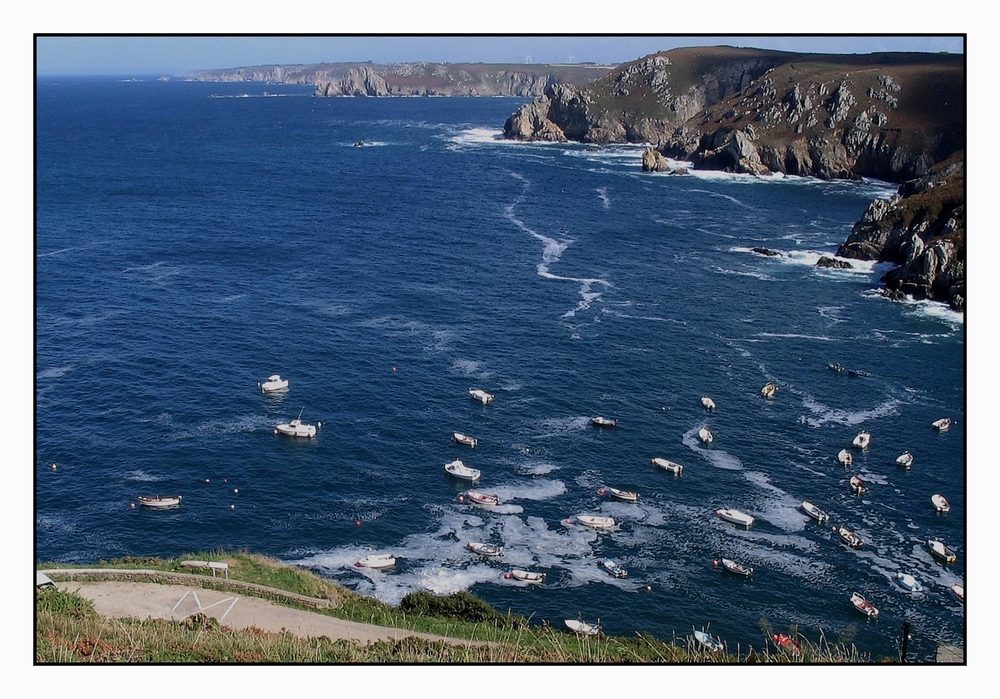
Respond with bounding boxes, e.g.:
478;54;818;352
899;296;964;329
682;427;743;470
595;187;611;208
533;415;593;438
37;365;73;380
451;358;487;378
709;265;776;282
489;478;566;502
798;397;903;428
124;470;166;482
514;459;560;476
445;127;507;146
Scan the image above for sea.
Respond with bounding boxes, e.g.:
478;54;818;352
35;77;966;663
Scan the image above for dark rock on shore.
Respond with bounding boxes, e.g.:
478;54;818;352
817;257;853;269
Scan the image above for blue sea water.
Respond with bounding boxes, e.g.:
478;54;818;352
35;77;965;662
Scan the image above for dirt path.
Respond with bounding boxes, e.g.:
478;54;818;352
58;579;481;646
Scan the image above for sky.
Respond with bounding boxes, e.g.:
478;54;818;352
35;34;965;77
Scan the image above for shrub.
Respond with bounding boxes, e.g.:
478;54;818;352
399;590;524;628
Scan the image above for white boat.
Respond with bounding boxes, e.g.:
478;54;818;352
801;501;830;523
838;449;853;466
469;388;494;404
849;475;867;495
697;427;714;444
509;569;546;584
896;451;914;468
761;382;778;399
837;526;864;549
445;459;481;481
592;416;618;428
931;494;951;513
932;417;952;431
258;374;289;393
950;583;964;604
693;629;723;652
716;508;754;527
466;541;503;557
599;558;628;579
137;495;181;509
463;490;500;506
895;572;923;592
850;592;879;617
565;619;600;636
852;430;871;449
355;554;396;570
575;514;616;530
651;457;683;475
452;432;478;448
701;397;716;410
928;539;957;563
274;408;320;438
718;558;753;577
605;487;639;503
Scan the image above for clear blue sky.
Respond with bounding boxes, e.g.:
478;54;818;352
34;35;965;77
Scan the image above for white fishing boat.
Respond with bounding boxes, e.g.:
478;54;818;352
701;397;716;410
445;459;481;481
932;417;952;431
931;494;951;513
928;539;957;563
896;451;914;468
575;514;617;530
598;558;628;579
801;501;830;523
258;374;289;393
895;572;923;592
469;388;494;404
466;541;503;557
852;430;871;449
837;448;853;466
137;495;182;509
837;526;864;549
698;427;714;444
592;416;618;428
718;558;753;577
508;569;546;584
565;619;600;636
693;629;723;652
604;487;639;503
950;583;964;604
761;382;778;399
463;490;500;506
274;408;320;438
849;475;867;495
355;554;396;570
716;508;755;527
452;432;478;448
850;592;879;617
651;457;683;475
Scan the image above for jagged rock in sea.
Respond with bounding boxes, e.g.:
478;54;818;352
642;147;670;172
816;256;853;269
751;247;782;257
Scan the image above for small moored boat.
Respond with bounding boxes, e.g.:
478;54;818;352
356;554;396;570
466;541;503;557
896;451;914;468
801;501;830;523
772;633;801;654
469;388;494;404
693;629;723;652
565;619;600;636
701;397;716;410
258;374;289;393
274;409;320;438
444;459;481;481
452;432;478;448
592;416;618;428
838;449;853;466
828;362;845;373
575;514;616;530
950;583;964;604
852;430;871;449
716;508;754;527
928;539;957;563
931;494;951;513
837;526;864;549
932;417;952;431
697;427;714;444
463;490;500;506
604;487;639;503
509;569;546;584
137;495;182;509
850;592;879;617
599;558;628;579
761;382;778;399
717;558;753;577
651;457;683;475
895;572;923;592
849;475;867;495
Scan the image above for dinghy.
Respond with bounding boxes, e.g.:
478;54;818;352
604;487;639;503
701;397;716;410
258;374;289;393
895;572;923;592
651;457;683;475
896;451;914;468
716;508;754;527
575;514;616;530
801;501;830;523
698;427;714;444
598;558;628;579
838;448;853;466
137;495;182;509
717;558;753;577
508;569;546;584
772;633;802;654
444;459;481;481
452;432;478;448
462;490;500;506
356;554;396;570
931;494;951;513
565;619;600;636
761;382;778;399
852;430;871;449
693;629;723;652
466;542;503;557
469;388;494;404
928;539;957;563
849;475;867;495
837;526;864;549
932;417;952;431
950;583;964;604
850;592;879;617
592;416;618;428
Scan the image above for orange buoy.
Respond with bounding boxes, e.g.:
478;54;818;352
712;559;719;567
457;495;465;503
598;488;606;495
355;520;362;526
